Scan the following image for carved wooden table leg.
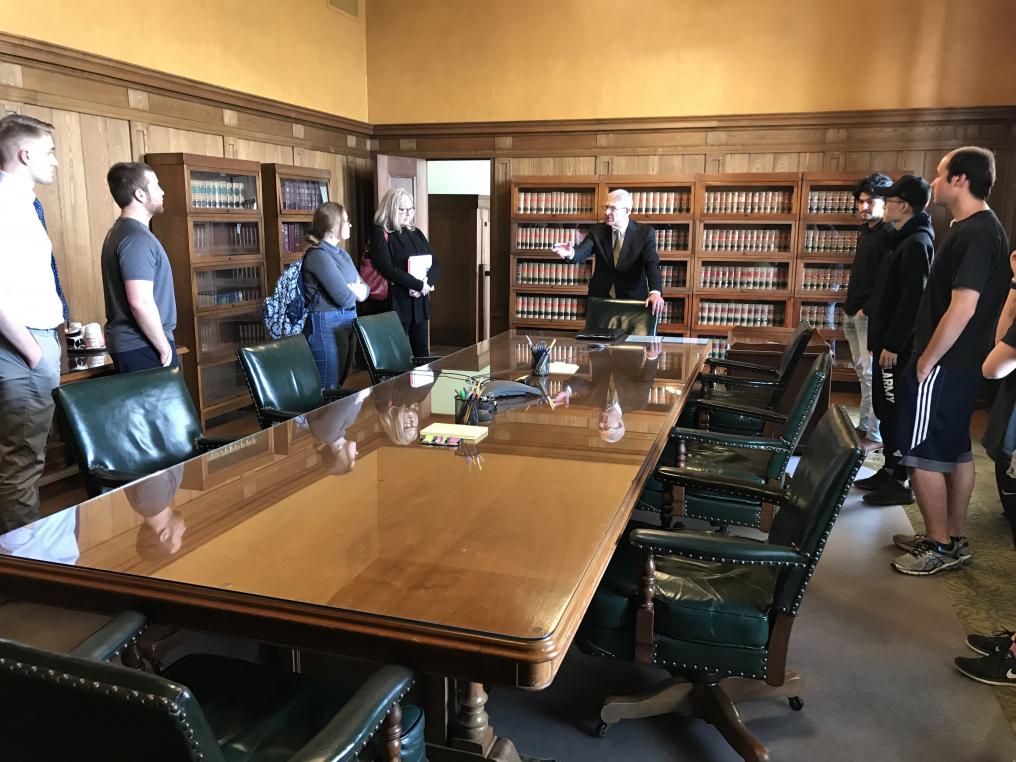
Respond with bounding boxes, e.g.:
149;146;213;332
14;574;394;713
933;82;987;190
451;681;494;754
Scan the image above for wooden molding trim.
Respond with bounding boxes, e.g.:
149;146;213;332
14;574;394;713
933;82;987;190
373;105;1016;138
0;32;373;136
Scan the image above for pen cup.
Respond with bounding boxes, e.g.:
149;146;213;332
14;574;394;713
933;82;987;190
454;396;479;425
530;348;550;376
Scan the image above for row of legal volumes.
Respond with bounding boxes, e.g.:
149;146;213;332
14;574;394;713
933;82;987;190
198;318;265;354
513;342;582;366
515;226;587;250
193;221;260;251
699;264;788;290
517;191;596;215
515;295;586;321
190;179;257;210
281;179;326;212
700;228;791;252
800;303;847;330
803;228;859;253
516;261;591;286
703;190;792;215
627;190;691;215
807;190;856;215
698;302;783;327
701;335;731;359
660;264;687;288
282;222;311;254
800;266;849;291
653;227;689;251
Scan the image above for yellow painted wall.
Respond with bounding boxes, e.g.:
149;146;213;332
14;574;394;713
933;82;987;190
0;0;369;121
366;0;1016;124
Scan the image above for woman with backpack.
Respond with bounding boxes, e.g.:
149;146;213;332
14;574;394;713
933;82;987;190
302;202;368;388
369;188;441;356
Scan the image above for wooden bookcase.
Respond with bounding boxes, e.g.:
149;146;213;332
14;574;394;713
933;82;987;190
508;170;909;384
261;164;331;287
147;153;266;429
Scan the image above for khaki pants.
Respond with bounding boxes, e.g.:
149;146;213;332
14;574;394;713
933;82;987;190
0;329;60;532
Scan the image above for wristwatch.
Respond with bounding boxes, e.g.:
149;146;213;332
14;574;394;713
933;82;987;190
1010;280;1016;290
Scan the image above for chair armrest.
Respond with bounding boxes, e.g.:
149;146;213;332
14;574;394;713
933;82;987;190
89;467;150;489
668;427;789;452
654;467;787;503
259;408;305;424
288;664;415;762
194;436;239;452
68;610;148;662
629;528;809;566
704;358;780;377
322;388;355;402
411;355;441;366
698;373;778;389
696;398;788;424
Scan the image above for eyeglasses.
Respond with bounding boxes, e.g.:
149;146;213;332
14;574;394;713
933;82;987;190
602;205;631;213
884;198;905;205
398;206;415;213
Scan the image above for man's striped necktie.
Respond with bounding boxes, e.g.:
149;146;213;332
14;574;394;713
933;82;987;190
33;197;70;322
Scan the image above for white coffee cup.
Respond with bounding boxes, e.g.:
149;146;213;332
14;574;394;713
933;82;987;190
82;322;103;349
66;321;82;335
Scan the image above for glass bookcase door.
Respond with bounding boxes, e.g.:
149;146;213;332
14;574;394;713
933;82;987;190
800;262;850;292
195;266;264;310
196;309;266;362
192;220;261;258
200;359;249;407
282;221;312;256
189;170;258;211
280;178;329;212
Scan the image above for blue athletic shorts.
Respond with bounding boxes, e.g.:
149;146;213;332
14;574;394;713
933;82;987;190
896;358;981;473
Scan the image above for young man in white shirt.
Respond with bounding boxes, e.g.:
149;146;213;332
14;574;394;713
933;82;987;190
0;114;63;531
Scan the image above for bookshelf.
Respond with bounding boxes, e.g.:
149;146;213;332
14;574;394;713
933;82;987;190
147;153;266;429
261;164;331;287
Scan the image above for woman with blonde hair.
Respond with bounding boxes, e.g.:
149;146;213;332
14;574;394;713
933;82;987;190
302;202;367;388
370;188;440;355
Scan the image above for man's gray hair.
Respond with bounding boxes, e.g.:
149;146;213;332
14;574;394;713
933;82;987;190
606;188;633;209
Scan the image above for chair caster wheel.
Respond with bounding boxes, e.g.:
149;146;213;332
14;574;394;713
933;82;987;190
788;696;804;711
595;721;610;738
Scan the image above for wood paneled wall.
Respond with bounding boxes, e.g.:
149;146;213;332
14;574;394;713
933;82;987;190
376;110;1016;334
1;35;374;326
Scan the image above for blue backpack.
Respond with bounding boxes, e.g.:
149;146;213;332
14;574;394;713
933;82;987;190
263;260;309;339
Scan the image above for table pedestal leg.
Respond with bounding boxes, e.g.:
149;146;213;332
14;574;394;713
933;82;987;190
451;681;495;754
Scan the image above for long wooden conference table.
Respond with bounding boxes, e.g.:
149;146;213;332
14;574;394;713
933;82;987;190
0;330;708;761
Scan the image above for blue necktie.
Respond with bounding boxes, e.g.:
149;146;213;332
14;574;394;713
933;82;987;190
33;198;70;322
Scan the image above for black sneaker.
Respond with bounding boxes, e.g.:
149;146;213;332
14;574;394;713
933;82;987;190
854;469;893;491
954;650;1016;686
863;480;915;506
967;629;1015;656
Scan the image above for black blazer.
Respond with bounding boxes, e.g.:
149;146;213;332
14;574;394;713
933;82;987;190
571;221;662;299
369;225;441;324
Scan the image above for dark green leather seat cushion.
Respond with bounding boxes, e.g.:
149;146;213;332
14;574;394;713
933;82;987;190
165;655;425;762
586;541;776;650
238;336;325;412
355;312;414;375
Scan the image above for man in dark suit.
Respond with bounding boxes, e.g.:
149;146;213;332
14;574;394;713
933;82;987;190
552;189;664;316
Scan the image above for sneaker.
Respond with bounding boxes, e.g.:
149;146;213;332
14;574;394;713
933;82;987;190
893;533;972;565
967;629;1016;656
890;538;962;575
954;650;1016;687
860;438;884;453
863;481;915;506
854;469;893;491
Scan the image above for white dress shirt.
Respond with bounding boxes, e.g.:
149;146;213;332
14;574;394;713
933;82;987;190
0;171;63;329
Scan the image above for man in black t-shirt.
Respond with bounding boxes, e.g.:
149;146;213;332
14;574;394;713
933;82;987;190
891;147;1011;576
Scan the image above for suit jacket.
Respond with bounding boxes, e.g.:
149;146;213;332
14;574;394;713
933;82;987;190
571;221;662;299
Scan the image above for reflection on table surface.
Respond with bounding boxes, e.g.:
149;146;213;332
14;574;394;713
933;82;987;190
5;332;708;644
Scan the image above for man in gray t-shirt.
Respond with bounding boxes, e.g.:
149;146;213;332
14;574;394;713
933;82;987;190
101;162;177;373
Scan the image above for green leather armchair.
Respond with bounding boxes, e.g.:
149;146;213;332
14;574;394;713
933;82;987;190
0;610;426;762
353;312;441;385
584;297;660;337
578;406;864;762
677;320;815;435
52;367;235;498
645;353;830;531
238;336;353;429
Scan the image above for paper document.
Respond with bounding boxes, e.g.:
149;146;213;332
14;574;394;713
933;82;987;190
407;254;433;283
548;362;580;374
410;369;435;388
624;336;710;344
421;423;488;443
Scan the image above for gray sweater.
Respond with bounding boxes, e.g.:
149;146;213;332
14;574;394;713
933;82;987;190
302;241;360;311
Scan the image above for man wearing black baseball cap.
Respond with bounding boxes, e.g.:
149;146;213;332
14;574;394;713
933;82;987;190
858;175;934;507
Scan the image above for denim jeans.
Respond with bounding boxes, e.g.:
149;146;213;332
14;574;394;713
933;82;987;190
843;311;880;440
304;309;357;389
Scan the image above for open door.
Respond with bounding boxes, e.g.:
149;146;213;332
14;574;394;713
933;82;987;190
376;155;428;234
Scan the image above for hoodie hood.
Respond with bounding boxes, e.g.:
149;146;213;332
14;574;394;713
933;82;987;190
890;210;934;247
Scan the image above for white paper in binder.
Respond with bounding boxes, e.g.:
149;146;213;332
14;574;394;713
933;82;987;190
407;254;433;283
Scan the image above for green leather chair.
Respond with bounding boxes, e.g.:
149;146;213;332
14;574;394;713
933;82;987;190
0;610;426;762
583;297;660;337
52;367;234;498
237;336;353;430
578;406;864;762
352;312;441;385
644;353;830;531
678;320;815;435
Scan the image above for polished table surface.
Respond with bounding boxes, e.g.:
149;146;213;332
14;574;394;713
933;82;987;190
0;331;708;690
